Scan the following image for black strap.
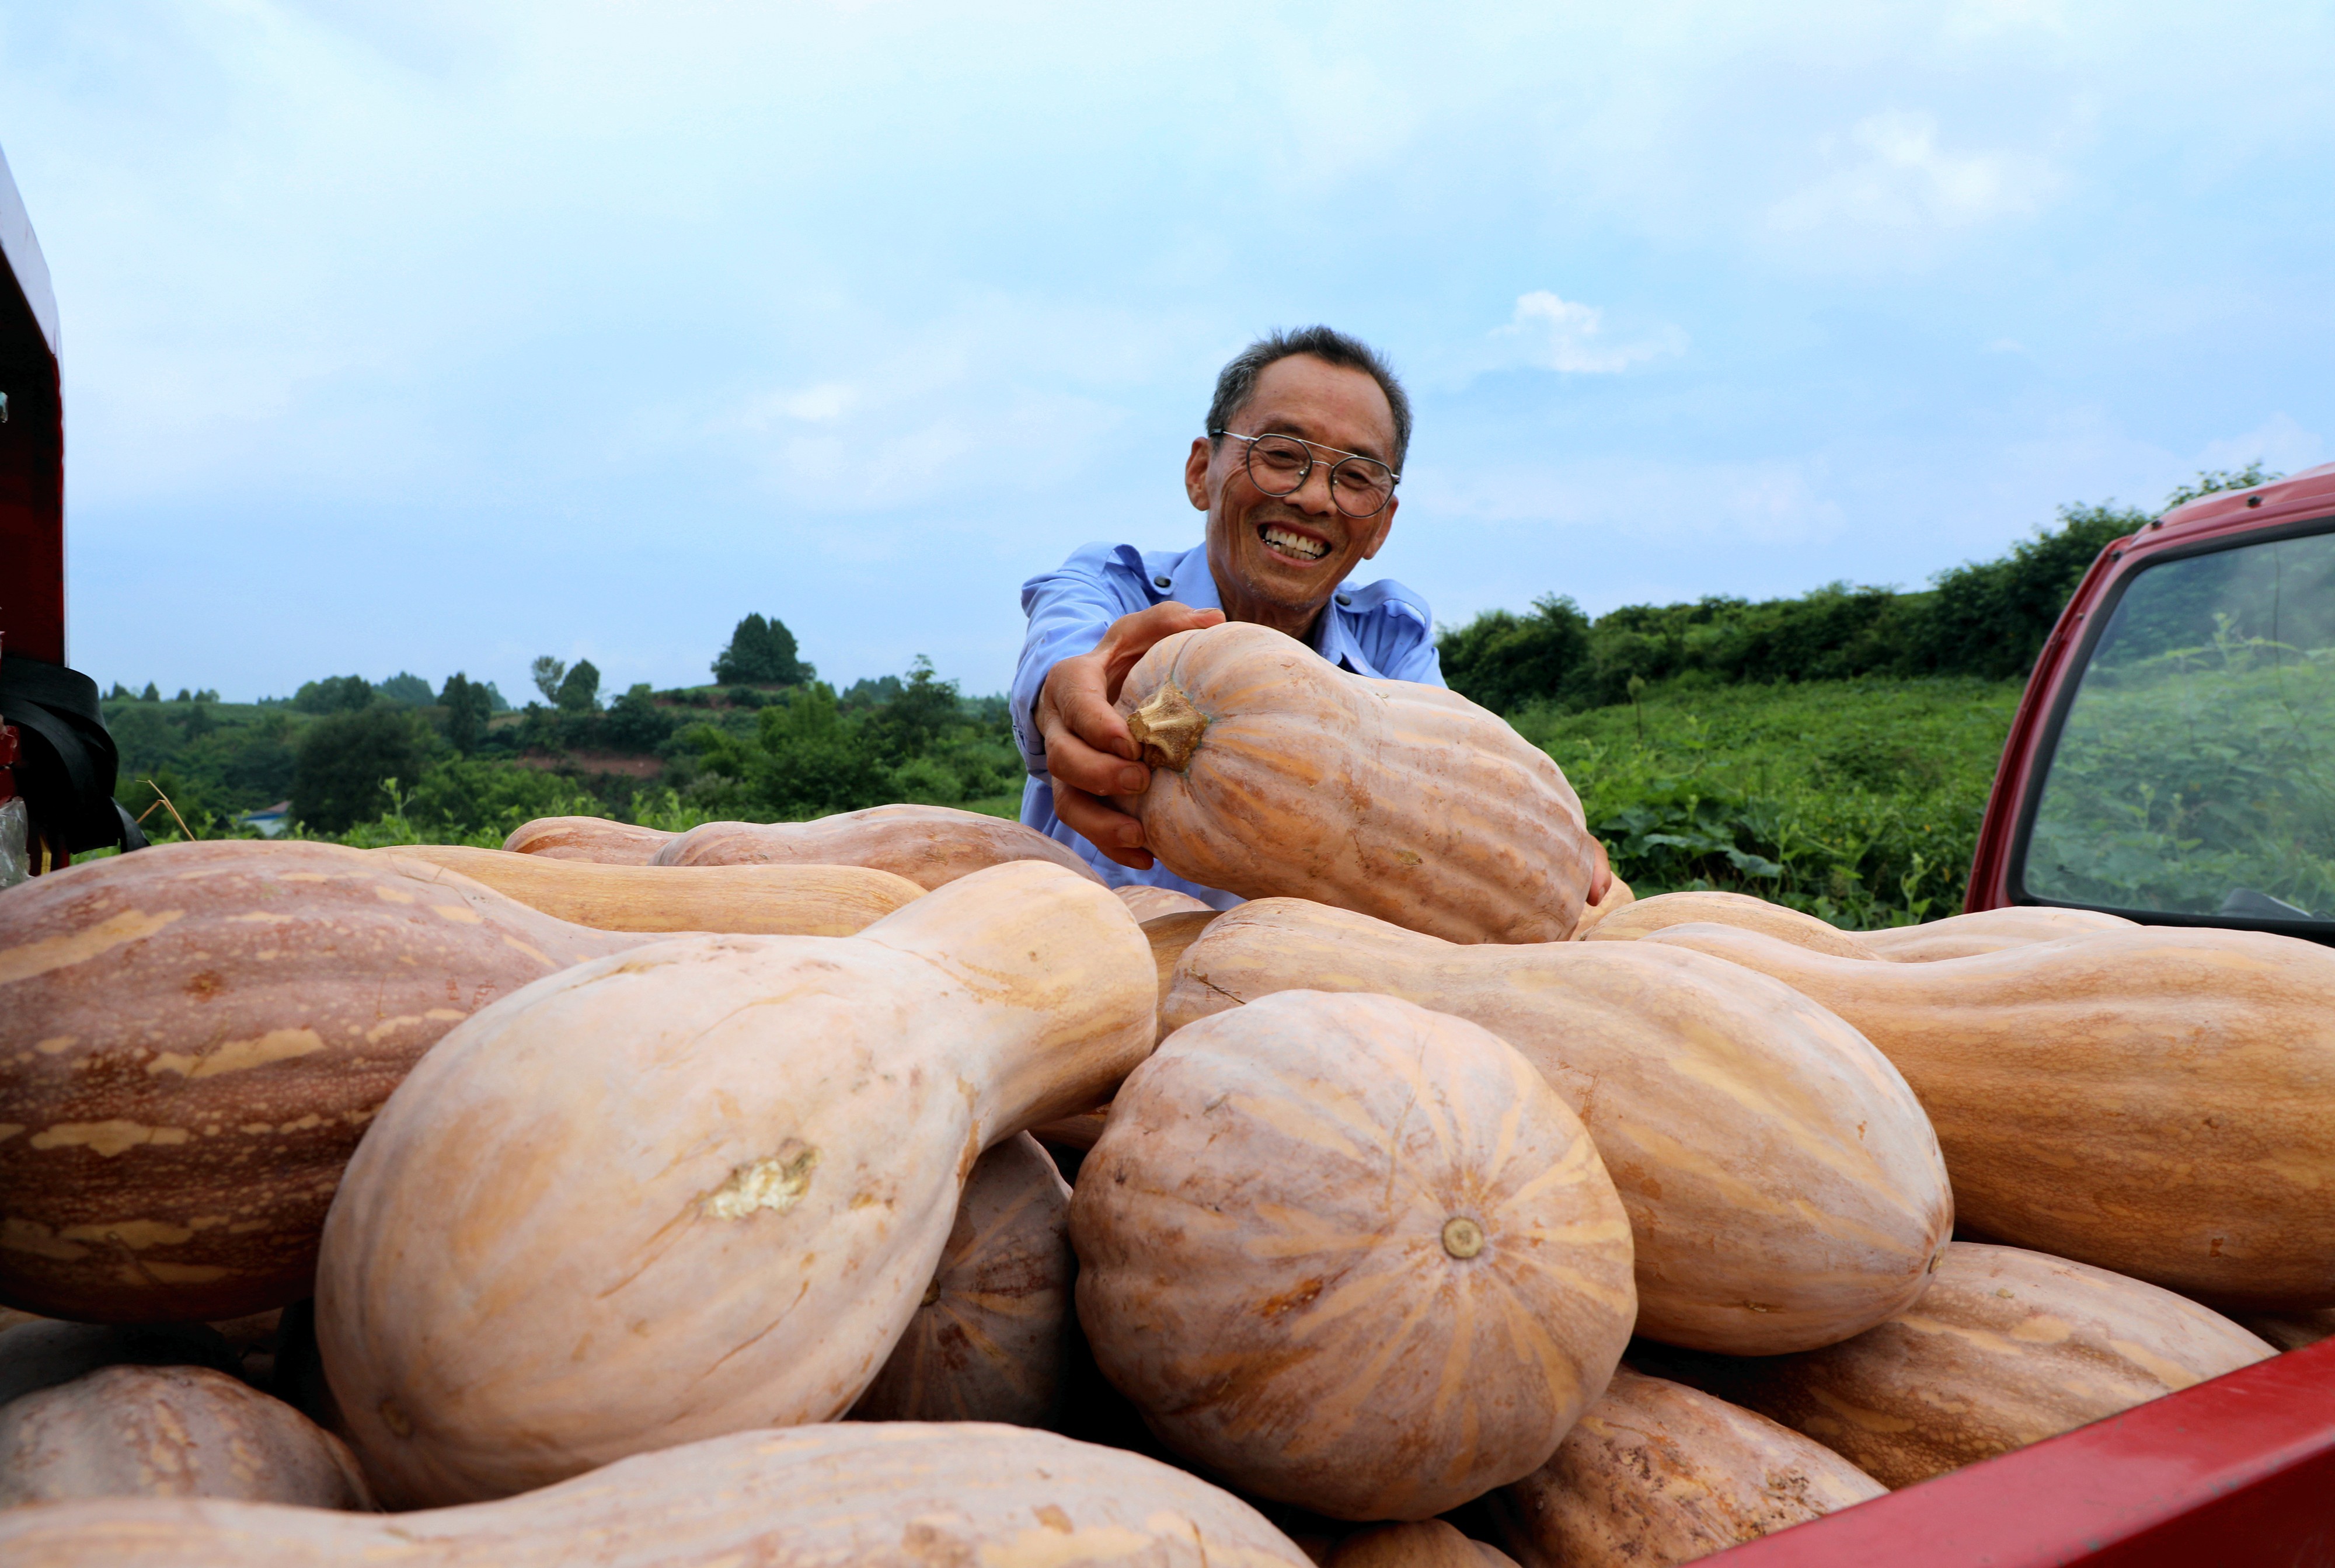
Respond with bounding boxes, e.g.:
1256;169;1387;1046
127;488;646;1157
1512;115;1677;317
0;653;137;853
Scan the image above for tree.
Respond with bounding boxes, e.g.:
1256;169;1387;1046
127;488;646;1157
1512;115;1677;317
2165;462;2280;510
291;707;434;832
713;613;809;686
376;672;435;706
438;672;495;755
531;657;567;703
1436;595;1594;714
554;659;601;713
606;684;673;752
860;656;960;763
139;683;160;702
294;674;374;714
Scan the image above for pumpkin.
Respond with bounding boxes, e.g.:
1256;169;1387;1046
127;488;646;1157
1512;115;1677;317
0;1421;1312;1567
1161;900;1950;1355
1029;911;1221;1155
0;1364;371;1510
1113;623;1599;943
1488;1367;1881;1568
1849;907;2135;962
0;841;639;1324
1634;922;2335;1307
378;845;923;934
1567;874;1636;939
1072;989;1637;1521
650;803;1104;888
847;1133;1072;1427
1114;884;1215;920
1581;891;1869;960
1632;1242;2274;1488
500;816;672;863
1329;1521;1520;1568
316;860;1156;1506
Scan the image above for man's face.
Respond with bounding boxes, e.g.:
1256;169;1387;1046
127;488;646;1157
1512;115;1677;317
1188;354;1400;625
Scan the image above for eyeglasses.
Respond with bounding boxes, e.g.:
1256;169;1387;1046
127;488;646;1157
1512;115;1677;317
1211;430;1400;518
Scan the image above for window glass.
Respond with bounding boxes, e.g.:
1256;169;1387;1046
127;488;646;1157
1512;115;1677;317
2023;525;2335;922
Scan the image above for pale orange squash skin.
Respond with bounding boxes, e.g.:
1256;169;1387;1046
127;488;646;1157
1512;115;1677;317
1582;891;1871;960
1489;1368;1881;1568
1161;900;1951;1356
1114;883;1215;920
0;1422;1312;1567
500;816;672;863
1073;990;1638;1522
317;862;1156;1506
0;842;640;1324
1636;923;2335;1306
1329;1521;1520;1568
0;1364;372;1510
377;845;924;934
1636;1243;2275;1488
650;803;1104;888
1849;906;2135;961
1566;874;1635;939
848;1133;1072;1427
1113;624;1598;943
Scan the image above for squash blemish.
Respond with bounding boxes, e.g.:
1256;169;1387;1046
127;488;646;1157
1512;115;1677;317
701;1142;820;1220
1126;682;1209;772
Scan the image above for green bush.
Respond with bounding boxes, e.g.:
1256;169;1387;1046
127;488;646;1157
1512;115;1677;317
292;707;443;832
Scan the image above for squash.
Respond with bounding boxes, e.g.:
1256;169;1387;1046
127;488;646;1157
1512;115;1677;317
0;1364;371;1510
1114;883;1215;920
1631;1242;2274;1489
848;1133;1072;1427
1633;923;2335;1307
1072;989;1637;1521
378;845;923;934
1113;623;1599;943
1161;900;1950;1355
650;803;1104;888
1849;907;2135;962
1329;1521;1520;1568
1488;1368;1881;1568
500;816;673;863
316;860;1156;1507
1581;891;1869;959
0;1320;235;1407
1030;911;1221;1155
0;841;640;1324
1567;873;1636;939
0;1421;1312;1567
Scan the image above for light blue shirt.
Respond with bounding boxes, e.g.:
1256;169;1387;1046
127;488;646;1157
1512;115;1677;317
1012;540;1445;907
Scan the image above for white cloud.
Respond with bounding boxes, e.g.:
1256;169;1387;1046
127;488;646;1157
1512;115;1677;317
1448;291;1686;385
2194;414;2324;481
1768;111;2061;250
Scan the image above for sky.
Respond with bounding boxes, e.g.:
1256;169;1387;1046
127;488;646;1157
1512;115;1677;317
4;1;2331;701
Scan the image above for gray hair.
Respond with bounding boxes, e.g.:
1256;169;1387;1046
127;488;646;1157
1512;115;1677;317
1205;326;1412;471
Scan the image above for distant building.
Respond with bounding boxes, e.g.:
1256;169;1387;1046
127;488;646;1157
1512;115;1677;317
241;802;291;838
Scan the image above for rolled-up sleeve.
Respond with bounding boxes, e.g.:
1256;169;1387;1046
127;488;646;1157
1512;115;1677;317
1010;543;1151;774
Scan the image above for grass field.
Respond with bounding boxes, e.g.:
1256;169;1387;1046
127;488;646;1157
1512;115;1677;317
1515;676;2027;928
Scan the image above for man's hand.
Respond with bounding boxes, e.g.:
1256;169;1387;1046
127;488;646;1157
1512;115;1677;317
1588;836;1613;905
1037;602;1226;869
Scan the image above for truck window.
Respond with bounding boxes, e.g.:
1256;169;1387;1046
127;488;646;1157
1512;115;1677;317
2022;524;2335;925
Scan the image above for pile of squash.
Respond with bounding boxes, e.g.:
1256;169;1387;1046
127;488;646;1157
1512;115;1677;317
2;623;2330;1568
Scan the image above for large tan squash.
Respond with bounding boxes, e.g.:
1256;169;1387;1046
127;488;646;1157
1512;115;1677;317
1635;923;2335;1306
0;1364;372;1510
1489;1368;1882;1568
500;816;672;863
1329;1521;1520;1568
378;844;923;933
0;1422;1312;1567
1162;900;1950;1355
1581;891;1869;960
1849;906;2135;961
848;1133;1072;1427
1114;883;1215;920
1113;623;1599;943
1636;1243;2275;1488
0;841;638;1323
650;803;1104;888
316;860;1156;1507
1073;990;1637;1521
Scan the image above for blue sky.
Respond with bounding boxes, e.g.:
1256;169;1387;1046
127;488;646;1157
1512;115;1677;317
5;1;2330;701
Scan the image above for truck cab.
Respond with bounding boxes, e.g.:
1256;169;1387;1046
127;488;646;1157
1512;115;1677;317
1967;463;2335;947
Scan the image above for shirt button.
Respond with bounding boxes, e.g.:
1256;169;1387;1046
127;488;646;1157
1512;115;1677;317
1154;576;1172;588
1336;594;1353;607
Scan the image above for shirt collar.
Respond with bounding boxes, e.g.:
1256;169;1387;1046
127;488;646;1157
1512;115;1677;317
1138;541;1386;677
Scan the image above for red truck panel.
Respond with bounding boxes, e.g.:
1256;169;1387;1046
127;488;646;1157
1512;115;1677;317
1706;1336;2335;1566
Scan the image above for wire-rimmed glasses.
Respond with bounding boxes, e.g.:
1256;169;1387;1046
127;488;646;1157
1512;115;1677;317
1211;430;1400;518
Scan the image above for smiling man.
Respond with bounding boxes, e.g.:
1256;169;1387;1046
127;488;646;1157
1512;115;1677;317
1009;326;1445;906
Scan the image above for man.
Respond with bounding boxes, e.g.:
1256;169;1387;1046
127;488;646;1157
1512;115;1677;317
1011;325;1609;908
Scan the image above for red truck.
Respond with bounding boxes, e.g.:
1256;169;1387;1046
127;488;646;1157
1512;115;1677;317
1;146;2328;1562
